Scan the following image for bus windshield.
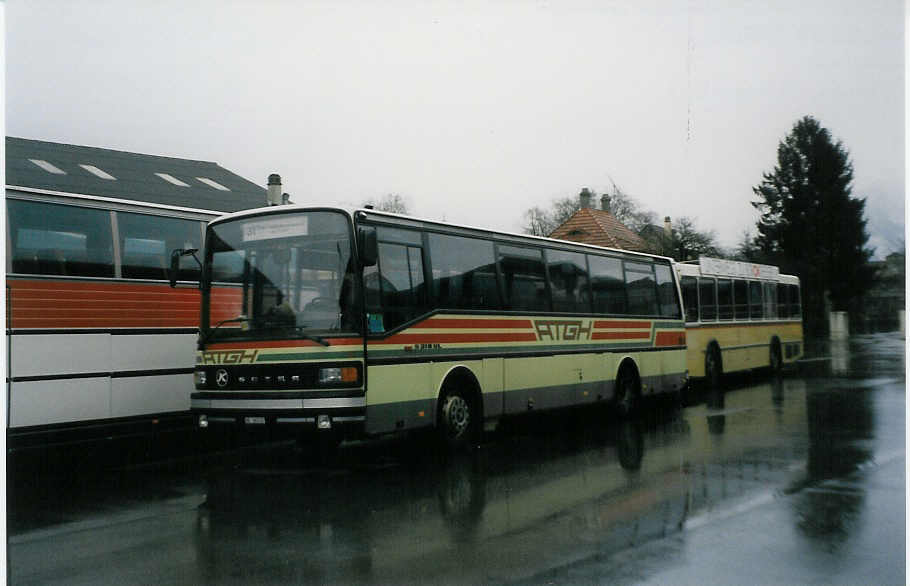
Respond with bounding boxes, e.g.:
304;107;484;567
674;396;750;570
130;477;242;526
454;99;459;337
203;210;359;340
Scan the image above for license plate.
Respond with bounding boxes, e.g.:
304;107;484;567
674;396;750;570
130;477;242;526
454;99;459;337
244;416;266;425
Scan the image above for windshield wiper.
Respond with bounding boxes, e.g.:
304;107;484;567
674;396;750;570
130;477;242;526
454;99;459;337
201;315;248;344
258;321;331;347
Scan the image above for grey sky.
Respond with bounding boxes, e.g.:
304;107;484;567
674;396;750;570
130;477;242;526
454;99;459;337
6;0;905;256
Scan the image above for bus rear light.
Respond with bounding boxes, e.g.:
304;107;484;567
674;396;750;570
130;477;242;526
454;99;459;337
194;370;207;387
317;415;332;429
199;414;208;428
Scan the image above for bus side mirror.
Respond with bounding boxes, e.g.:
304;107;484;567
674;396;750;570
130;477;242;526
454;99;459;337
169;250;182;288
359;228;378;267
169;248;199;288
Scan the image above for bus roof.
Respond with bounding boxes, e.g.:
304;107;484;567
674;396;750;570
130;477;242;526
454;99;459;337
675;257;798;282
208;204;679;264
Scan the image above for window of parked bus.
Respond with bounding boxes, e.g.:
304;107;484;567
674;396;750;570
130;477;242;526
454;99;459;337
681;276;698;322
498;244;549;312
428;233;500;310
698;277;717;321
8;199;114;278
763;282;778;319
654;263;681;318
749;280;764;319
625;261;659;316
717;278;733;320
789;284;801;317
118;212;202;281
547;249;591;313
589;255;627;315
777;283;790;318
734;279;749;319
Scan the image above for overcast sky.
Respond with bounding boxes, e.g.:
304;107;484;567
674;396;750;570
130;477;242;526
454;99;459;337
6;0;905;256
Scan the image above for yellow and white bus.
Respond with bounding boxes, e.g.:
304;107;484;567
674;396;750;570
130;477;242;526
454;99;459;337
181;206;688;448
675;257;803;387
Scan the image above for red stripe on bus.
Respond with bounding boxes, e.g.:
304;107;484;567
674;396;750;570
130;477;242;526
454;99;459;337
7;279;240;329
410;318;533;329
207;338;363;350
372;332;538;345
655;331;686;347
593;320;652;329
591;331;651;340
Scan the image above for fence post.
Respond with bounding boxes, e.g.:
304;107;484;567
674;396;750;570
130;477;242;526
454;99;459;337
829;311;849;340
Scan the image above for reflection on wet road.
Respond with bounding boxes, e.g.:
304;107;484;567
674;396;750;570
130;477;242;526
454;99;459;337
8;333;905;584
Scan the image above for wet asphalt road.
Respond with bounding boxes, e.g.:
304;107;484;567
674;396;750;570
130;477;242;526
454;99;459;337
7;332;905;585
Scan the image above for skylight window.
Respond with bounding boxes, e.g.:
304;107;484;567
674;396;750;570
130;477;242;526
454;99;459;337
79;164;116;180
155;172;190;187
29;159;66;175
195;177;230;191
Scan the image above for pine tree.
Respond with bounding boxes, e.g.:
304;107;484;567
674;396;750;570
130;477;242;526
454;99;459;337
752;116;874;335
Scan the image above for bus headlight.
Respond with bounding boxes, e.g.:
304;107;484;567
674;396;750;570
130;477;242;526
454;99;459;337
194;370;207;387
318;367;358;385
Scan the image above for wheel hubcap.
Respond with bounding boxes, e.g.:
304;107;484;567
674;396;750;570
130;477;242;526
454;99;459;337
443;395;470;438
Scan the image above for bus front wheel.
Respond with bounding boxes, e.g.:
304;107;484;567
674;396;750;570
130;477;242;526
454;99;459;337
439;389;478;450
614;365;640;418
770;339;783;375
705;345;722;389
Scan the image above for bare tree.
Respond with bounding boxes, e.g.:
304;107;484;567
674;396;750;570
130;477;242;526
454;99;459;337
364;193;410;214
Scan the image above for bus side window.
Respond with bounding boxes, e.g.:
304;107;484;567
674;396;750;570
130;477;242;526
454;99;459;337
717;278;733;320
764;282;777;319
655;263;681;318
749;281;764;319
118;212;202;281
790;284;802;317
624;262;659;316
8;199;114;278
498;245;549;312
698;277;717;321
734;279;749;320
589;255;627;315
428;233;500;310
548;249;591;313
777;283;789;318
681;276;698;322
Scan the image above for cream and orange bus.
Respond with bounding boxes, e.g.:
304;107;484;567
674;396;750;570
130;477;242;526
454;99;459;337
182;206;689;448
675;257;803;388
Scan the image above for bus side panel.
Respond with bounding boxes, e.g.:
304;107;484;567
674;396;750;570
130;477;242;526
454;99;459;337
112;373;194;418
481;358;505;420
10;378;111;428
686;321;804;377
365;362;434;435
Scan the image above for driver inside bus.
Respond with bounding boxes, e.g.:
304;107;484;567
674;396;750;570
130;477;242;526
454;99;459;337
264;290;296;327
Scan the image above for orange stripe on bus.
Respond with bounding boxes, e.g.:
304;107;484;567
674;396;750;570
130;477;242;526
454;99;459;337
655;331;686;346
593;320;652;329
410;318;533;329
591;331;651;340
373;332;538;345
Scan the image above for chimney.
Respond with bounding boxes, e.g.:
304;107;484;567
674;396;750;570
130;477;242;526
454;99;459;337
601;194;610;212
267;173;283;206
664;216;672;237
579;187;593;209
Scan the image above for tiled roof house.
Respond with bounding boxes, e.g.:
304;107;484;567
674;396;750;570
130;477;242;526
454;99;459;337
548;188;649;252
